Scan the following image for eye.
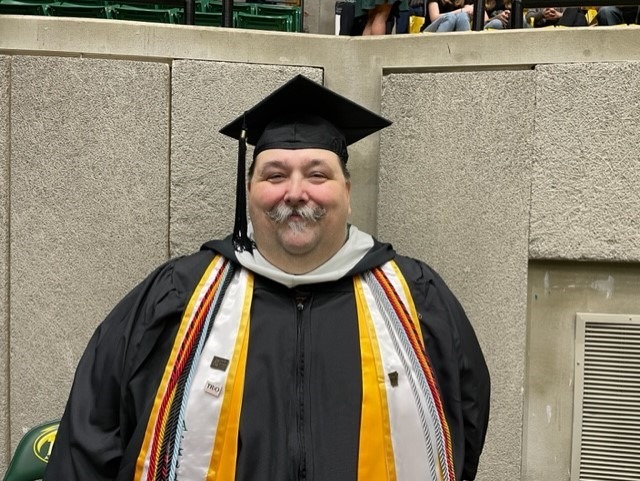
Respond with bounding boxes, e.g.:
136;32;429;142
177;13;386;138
265;172;285;182
309;171;328;181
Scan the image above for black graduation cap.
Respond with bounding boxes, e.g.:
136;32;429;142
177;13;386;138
219;74;392;253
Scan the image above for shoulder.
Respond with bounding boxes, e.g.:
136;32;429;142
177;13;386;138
97;249;222;335
392;254;440;295
390;254;469;336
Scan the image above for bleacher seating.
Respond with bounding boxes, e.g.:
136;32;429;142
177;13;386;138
0;0;302;31
0;0;49;15
47;2;109;18
255;3;299;31
236;10;292;31
111;4;176;22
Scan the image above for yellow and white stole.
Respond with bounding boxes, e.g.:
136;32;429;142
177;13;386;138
134;256;455;481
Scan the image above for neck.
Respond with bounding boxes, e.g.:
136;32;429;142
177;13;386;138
253;228;348;275
258;251;332;275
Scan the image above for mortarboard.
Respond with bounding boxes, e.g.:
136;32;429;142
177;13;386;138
219;74;392;253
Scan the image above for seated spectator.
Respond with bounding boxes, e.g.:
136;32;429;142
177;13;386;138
484;0;511;29
421;0;473;32
597;6;640;25
526;7;564;27
396;0;427;33
525;7;591;27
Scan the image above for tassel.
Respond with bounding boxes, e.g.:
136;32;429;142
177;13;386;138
233;114;252;253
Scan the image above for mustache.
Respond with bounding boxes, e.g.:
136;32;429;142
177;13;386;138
266;203;326;224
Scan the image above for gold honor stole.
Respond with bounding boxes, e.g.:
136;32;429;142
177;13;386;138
134;257;454;481
354;262;455;481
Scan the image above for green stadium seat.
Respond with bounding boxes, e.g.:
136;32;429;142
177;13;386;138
206;0;255;14
0;0;48;15
236;10;291;31
111;4;175;22
255;3;299;31
174;9;221;25
195;10;220;25
47;2;110;18
2;420;59;481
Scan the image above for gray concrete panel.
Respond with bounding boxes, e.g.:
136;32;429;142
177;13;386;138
378;71;535;481
0;55;9;474
9;56;170;448
525;262;640;481
530;62;640;262
170;61;322;257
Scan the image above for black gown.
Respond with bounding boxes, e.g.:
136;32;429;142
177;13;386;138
44;235;490;481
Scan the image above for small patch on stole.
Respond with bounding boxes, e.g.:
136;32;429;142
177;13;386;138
204;380;223;397
210;356;230;371
388;371;399;387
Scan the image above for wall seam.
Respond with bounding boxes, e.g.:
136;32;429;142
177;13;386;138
166;60;172;261
527;65;538;260
520;63;539;481
4;55;12;462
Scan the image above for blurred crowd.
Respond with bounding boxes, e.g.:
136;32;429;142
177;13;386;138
338;0;640;34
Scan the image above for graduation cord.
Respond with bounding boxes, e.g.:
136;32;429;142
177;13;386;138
146;260;235;481
233;114;253;253
364;267;456;481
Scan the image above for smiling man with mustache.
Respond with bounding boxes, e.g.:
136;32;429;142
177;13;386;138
46;76;490;481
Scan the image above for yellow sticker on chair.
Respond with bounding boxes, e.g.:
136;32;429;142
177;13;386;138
33;425;58;462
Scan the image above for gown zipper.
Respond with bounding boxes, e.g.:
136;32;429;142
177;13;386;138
295;293;308;481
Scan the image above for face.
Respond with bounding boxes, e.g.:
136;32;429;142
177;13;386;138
248;148;351;273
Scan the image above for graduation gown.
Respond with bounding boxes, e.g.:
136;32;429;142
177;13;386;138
44;234;490;481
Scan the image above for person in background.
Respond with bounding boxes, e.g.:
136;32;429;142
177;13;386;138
356;0;410;35
421;0;474;32
395;0;427;34
44;75;491;481
484;0;511;29
525;6;565;26
597;6;640;25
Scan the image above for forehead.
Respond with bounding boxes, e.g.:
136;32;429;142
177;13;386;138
253;148;342;169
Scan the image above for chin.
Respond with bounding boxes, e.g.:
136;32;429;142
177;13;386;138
278;231;318;255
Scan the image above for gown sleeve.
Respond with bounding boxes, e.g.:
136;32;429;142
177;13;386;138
43;261;183;481
396;256;491;481
430;272;491;480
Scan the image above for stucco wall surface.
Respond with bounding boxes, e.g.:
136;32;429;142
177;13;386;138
0;55;9;474
525;262;640;481
530;62;640;262
9;56;170;450
170;61;322;256
378;71;534;480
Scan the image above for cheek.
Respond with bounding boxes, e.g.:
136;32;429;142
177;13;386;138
249;186;282;210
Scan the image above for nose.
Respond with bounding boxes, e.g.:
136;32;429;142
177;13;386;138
284;176;309;205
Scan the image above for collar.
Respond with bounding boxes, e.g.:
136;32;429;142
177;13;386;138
235;224;374;288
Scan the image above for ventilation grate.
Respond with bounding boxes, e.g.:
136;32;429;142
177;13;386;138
571;313;640;481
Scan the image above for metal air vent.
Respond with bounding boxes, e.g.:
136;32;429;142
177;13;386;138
571;313;640;481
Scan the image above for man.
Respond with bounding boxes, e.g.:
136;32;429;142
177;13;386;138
44;75;490;481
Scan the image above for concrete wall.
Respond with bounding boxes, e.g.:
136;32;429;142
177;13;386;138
8;55;170;452
530;62;640;262
1;15;640;480
526;262;640;481
0;55;9;471
379;70;534;479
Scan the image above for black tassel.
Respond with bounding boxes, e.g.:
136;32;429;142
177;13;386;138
233;115;252;253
